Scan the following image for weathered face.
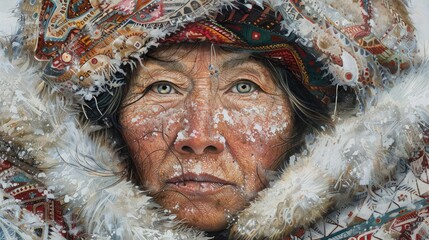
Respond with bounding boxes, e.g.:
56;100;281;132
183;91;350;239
119;44;294;231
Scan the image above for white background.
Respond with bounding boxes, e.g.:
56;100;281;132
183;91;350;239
0;1;19;36
0;0;427;53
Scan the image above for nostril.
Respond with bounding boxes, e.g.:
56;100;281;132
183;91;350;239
204;145;218;153
181;146;194;153
175;138;225;154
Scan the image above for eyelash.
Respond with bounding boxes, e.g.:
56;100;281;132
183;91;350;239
146;79;259;96
150;81;178;94
230;80;258;94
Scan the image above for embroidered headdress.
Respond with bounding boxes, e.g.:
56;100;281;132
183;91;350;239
19;0;417;111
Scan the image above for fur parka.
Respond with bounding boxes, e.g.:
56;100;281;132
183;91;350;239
0;0;429;239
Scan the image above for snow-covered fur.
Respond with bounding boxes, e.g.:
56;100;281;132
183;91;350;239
1;41;428;239
0;188;64;240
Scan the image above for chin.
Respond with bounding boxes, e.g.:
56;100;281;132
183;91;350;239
176;209;229;232
154;190;245;232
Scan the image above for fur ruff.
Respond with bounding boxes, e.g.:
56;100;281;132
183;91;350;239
0;43;428;239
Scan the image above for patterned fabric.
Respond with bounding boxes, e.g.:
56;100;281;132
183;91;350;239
19;0;226;100
18;0;417;107
287;144;429;240
0;159;67;239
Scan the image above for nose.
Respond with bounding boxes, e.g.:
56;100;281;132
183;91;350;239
174;135;225;155
173;89;225;155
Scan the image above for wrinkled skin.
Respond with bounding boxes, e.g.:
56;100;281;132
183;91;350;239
119;44;294;231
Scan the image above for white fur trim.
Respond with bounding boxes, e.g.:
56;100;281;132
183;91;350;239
231;161;334;239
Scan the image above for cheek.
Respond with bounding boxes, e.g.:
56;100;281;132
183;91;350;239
120;104;184;142
213;104;292;172
120;105;185;135
119;105;186;180
214;105;291;147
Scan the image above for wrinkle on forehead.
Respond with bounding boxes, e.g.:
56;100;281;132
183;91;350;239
146;44;252;71
143;58;187;72
139;46;283;96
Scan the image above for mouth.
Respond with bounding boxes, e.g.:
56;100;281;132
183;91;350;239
165;173;233;195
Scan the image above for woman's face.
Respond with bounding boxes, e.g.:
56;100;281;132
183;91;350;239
119;44;294;231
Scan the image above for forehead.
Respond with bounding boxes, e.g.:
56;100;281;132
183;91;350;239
146;44;252;65
136;43;283;94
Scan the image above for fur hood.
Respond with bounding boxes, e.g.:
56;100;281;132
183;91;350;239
1;0;429;239
1;45;428;240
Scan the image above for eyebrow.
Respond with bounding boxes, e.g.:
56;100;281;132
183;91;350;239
145;54;256;72
221;56;252;70
145;57;187;72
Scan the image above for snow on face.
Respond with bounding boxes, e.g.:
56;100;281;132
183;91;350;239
212;106;289;146
119;44;294;231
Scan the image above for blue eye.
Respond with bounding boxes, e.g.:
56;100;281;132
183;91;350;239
153;82;176;94
231;81;257;94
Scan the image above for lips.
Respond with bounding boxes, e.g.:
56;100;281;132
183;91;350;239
165;173;232;195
